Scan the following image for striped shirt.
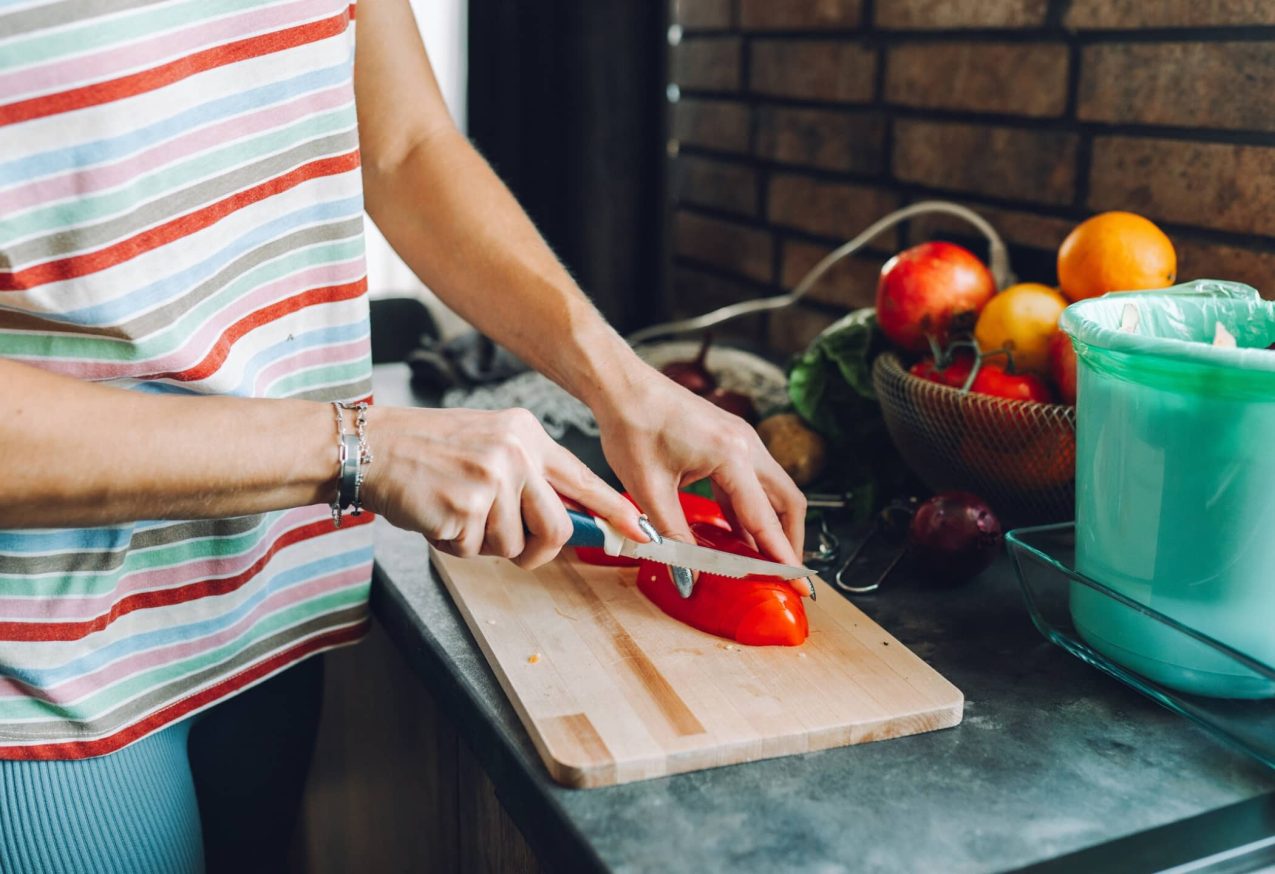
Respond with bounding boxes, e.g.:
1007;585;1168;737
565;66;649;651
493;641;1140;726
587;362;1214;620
0;0;374;758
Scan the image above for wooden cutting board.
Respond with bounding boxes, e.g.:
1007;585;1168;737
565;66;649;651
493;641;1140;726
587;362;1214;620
432;550;963;788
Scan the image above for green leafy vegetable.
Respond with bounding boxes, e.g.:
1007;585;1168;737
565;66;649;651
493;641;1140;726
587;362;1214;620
787;308;913;520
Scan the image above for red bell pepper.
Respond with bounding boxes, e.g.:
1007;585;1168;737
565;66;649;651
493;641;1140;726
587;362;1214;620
636;522;809;647
573;491;731;567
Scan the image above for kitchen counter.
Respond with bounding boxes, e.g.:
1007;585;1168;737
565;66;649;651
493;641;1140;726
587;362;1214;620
369;363;1275;873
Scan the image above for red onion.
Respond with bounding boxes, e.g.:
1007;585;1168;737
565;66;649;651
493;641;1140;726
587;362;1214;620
661;332;716;395
908;492;1003;584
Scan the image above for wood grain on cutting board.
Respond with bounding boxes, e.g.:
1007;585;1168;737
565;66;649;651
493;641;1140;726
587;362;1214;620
432;551;963;788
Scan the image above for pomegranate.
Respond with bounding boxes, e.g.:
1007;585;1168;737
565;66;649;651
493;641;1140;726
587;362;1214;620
876;242;997;353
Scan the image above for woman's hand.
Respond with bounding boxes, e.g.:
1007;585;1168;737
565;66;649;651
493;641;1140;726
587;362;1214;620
361;406;645;568
592;370;807;565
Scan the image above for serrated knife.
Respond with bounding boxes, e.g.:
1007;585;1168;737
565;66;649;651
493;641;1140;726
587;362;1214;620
565;508;813;598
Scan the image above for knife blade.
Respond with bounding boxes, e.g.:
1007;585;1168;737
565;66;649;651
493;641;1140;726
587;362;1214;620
565;508;813;583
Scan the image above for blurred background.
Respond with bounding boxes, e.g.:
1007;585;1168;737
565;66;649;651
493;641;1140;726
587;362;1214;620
385;0;1275;350
660;0;1275;356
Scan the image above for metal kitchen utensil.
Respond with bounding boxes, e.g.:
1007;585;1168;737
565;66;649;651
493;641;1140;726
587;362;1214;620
803;517;841;569
566;509;813;585
831;497;918;596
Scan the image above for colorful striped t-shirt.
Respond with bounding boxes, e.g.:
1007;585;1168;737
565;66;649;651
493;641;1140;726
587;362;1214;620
0;0;374;758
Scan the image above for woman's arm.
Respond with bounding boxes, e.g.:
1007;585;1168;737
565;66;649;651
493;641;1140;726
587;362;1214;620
0;357;334;527
354;0;807;561
0;357;642;568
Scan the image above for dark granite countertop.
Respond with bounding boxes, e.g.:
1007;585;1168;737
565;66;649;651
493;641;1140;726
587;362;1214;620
369;363;1275;873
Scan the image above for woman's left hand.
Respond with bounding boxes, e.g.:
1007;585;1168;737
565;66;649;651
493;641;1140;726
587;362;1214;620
592;369;807;564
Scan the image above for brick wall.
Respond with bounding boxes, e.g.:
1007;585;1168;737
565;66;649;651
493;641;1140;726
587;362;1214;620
665;0;1275;354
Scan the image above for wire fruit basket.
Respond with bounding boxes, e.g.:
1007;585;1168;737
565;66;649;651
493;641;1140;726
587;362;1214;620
873;352;1076;524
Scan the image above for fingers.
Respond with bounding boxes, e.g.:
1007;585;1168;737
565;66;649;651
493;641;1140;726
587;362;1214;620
711;460;801;566
758;457;807;559
515;472;572;569
710;482;756;551
543;443;646;542
627;474;694;546
481;481;526;561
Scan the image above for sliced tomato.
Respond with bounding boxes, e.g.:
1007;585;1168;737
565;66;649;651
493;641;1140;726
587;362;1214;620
636;522;808;647
573;491;730;566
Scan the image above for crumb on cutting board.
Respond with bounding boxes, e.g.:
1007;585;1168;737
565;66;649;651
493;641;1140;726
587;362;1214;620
527;652;541;664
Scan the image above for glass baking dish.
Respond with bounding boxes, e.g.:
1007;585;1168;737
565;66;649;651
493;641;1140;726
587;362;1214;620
1007;522;1275;770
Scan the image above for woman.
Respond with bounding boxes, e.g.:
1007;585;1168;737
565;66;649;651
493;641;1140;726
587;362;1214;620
0;0;805;870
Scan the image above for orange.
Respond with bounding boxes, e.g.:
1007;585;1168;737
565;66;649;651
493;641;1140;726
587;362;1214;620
1057;211;1176;302
973;283;1068;375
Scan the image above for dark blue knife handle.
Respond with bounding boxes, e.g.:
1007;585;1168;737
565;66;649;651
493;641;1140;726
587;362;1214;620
565;508;606;548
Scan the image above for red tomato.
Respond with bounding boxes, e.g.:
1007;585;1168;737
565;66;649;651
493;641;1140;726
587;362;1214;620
911;354;1052;402
636;522;808;647
1048;331;1078;405
969;363;1054;404
876;242;997;353
573;491;731;567
910;352;976;389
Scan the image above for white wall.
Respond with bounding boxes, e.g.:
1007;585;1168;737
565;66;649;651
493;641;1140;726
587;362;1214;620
364;0;470;336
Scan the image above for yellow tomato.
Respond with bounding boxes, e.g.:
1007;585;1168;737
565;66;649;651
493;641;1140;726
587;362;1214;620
974;283;1068;375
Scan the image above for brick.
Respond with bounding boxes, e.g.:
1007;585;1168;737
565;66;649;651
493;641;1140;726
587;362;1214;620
1175;239;1275;299
671;37;742;91
674;211;774;282
768;173;901;244
671;267;768;341
672;0;732;29
1089;136;1275;237
1079;43;1275;133
755;106;885;173
740;0;861;29
674;155;758;215
892;119;1078;205
886;42;1068;117
907;204;1075;251
671;98;750;153
781;239;882;308
749;40;876;102
876;0;1047;29
1065;0;1275;28
768;304;842;354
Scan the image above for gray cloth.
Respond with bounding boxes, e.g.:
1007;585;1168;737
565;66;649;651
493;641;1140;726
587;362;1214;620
407;331;527;391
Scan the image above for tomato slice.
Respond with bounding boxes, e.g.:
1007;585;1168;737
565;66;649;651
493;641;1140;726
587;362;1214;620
635;522;808;647
573;491;731;566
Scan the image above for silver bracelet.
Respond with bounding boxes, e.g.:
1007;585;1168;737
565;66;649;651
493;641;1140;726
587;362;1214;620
331;402;373;527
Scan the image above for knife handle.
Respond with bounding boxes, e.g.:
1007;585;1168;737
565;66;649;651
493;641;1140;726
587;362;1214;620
565;508;625;555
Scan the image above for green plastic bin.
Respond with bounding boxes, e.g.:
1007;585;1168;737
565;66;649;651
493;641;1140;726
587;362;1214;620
1060;280;1275;699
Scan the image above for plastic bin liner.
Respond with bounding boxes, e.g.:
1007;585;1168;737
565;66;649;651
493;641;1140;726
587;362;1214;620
1060;280;1275;698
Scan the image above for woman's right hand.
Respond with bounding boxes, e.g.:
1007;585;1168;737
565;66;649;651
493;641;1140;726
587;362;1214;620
360;406;645;569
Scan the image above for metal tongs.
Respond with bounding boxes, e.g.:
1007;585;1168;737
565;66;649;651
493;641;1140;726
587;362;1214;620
831;497;919;595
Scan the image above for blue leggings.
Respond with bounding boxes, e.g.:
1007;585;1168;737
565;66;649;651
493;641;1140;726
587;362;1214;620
0;655;324;874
